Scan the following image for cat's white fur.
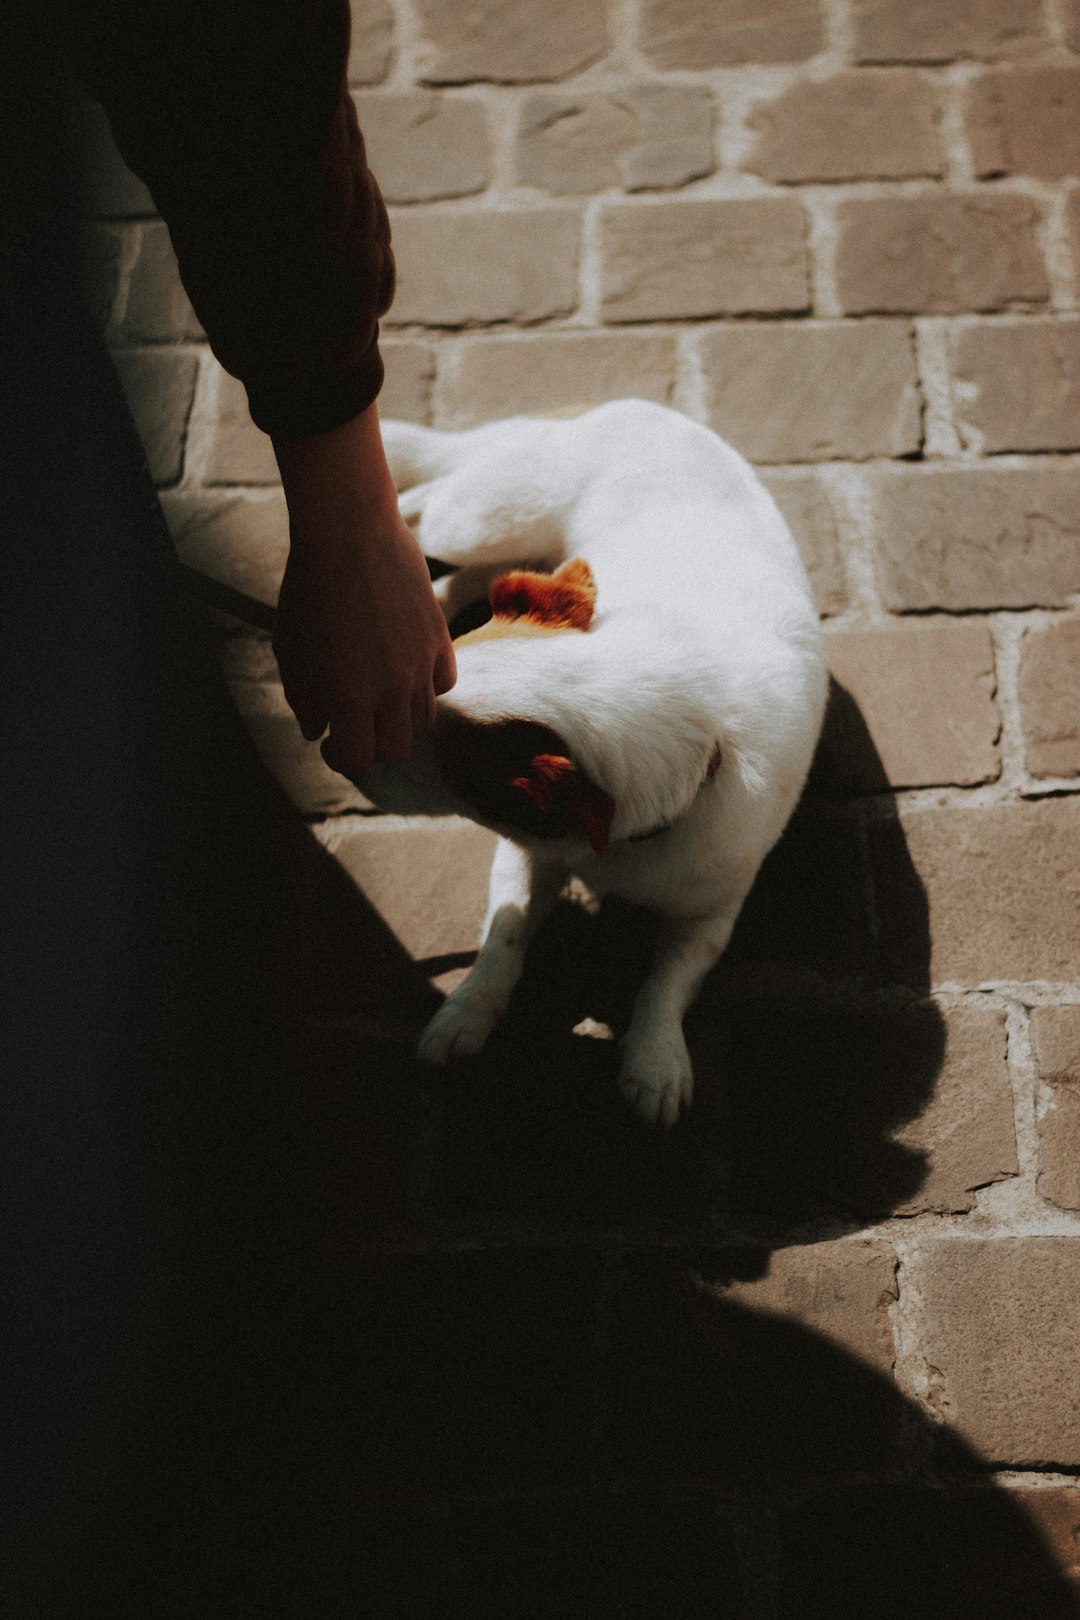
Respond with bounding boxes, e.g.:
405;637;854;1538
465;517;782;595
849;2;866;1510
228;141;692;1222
359;400;827;1127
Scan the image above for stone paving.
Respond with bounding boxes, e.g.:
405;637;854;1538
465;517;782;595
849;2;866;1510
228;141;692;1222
76;0;1080;1610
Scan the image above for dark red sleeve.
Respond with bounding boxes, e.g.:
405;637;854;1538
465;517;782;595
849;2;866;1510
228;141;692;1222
65;0;395;440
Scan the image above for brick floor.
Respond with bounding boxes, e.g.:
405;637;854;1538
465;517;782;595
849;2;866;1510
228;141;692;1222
79;5;1080;1610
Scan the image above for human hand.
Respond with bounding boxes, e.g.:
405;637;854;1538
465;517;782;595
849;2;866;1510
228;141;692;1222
272;404;456;775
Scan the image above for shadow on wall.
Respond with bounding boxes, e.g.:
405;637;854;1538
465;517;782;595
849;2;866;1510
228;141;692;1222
4;63;1075;1616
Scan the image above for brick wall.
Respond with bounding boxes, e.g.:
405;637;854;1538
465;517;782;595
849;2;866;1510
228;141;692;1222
76;1;1080;1608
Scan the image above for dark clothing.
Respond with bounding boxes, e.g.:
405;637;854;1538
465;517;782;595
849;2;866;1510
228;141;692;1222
60;0;394;439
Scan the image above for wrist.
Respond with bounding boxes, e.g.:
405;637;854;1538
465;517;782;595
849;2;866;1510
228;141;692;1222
273;402;401;540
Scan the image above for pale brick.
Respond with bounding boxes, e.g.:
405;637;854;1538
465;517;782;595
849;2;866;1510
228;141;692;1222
952;318;1080;454
380;341;436;424
386;207;580;327
68;93;155;218
1068;0;1080;54
113;349;198;485
516;84;713;194
917;1239;1080;1465
414;0;608;84
759;469;847;617
699;320;920;463
204;367;278;485
873;798;1080;986
819;622;1000;791
599;198;808;322
1020;618;1080;778
968;68;1080;180
76;222;126;331
641;0;823;68
723;1240;897;1373
866;463;1080;611
835;195;1048;315
355;92;488;203
852;0;1045;63
437;331;676;427
161;488;289;611
747;71;942;184
121;220;203;342
1069;193;1080;282
317;816;497;964
348;0;393;85
1032;1006;1080;1211
229;680;369;816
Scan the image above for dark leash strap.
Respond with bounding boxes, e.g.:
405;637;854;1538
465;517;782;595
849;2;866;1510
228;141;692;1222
177;561;278;635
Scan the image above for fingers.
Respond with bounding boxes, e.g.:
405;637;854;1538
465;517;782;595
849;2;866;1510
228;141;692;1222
433;640;457;696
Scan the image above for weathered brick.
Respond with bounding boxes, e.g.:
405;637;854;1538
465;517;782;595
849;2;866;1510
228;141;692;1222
599;198;809;322
380;340;436;423
76;222;126;331
414;0;608;84
1006;1488;1080;1600
917;1239;1080;1465
516;84;713;194
437;330;676;426
873;798;1080;986
1032;1006;1080;1210
161;487;289;610
355;91;488;203
1069;192;1080;282
852;0;1046;63
203;366;278;485
68;93;155;218
1020;618;1080;778
226;679;370;816
641;0;824;68
759;469;847;617
348;0;392;85
747;72;942;184
951;318;1080;454
1068;0;1080;54
121;220;203;342
967;68;1080;180
725;1240;898;1371
866;463;1080;611
835;195;1048;315
386;207;580;326
818;621;1000;791
315;816;496;968
113;348;198;485
699;320;920;462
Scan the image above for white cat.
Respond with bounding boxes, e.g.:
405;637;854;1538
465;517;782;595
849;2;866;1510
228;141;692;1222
357;400;827;1127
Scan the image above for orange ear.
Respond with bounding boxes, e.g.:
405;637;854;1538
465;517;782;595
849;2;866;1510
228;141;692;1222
508;752;615;854
489;557;597;632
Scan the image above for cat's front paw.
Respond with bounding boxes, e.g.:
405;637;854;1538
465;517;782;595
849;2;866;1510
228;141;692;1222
417;992;499;1065
617;1026;694;1129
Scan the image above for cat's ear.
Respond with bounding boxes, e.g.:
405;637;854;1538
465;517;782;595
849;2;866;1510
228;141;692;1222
508;750;614;854
489;557;597;631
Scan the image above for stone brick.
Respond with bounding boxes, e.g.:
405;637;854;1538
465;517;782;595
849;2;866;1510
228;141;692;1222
1006;1488;1080;1599
777;1484;1080;1619
1069;192;1080;283
699;320;920;463
951;318;1080;454
599;198;809;322
725;1239;898;1371
917;1238;1080;1465
817;621;1000;791
747;72;942;184
1032;1005;1080;1210
121;220;203;342
1020;618;1080;778
354;91;488;203
380;340;436;423
348;0;392;85
203;366;278;484
835;195;1048;315
759;469;847;617
112;348;198;485
1068;0;1080;54
852;0;1046;63
386;207;580;326
68;93;155;218
76;222;126;331
437;330;676;426
414;0;608;84
872;798;1080;986
866;463;1080;611
641;0;824;68
161;487;289;609
967;68;1080;180
516;84;713;194
225;679;370;817
314;815;496;970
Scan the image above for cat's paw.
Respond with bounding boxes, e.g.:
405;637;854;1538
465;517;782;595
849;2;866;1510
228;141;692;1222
617;1027;694;1129
417;994;498;1065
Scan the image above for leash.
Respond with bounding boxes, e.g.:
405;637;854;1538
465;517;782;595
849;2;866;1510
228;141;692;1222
178;561;278;635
